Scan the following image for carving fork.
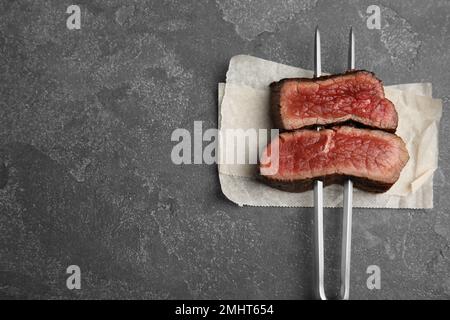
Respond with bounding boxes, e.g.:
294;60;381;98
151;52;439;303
313;27;354;300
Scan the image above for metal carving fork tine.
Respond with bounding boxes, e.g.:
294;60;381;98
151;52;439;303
340;26;355;301
313;27;354;300
313;26;326;300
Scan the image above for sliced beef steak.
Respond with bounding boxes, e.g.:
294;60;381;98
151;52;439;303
270;70;398;132
260;126;409;193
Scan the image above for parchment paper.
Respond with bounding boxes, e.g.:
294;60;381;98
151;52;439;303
218;55;442;209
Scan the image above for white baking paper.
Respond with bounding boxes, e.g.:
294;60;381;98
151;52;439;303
218;55;442;209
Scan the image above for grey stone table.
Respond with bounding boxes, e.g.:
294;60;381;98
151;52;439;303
0;0;449;300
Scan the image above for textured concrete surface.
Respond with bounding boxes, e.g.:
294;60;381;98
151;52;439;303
0;0;449;300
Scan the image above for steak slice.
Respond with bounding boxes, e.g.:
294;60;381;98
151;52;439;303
270;70;398;132
260;126;409;193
